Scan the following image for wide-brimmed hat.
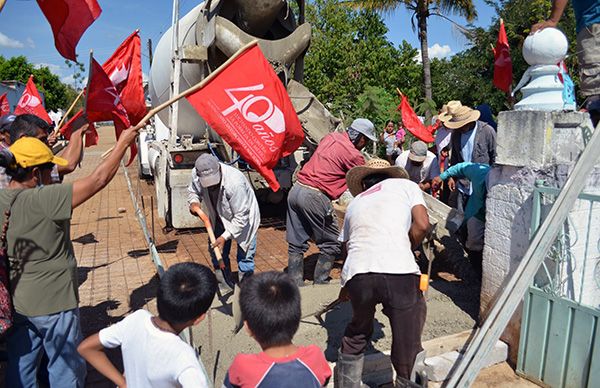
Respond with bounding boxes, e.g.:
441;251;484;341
9;137;68;168
346;158;409;197
443;101;480;129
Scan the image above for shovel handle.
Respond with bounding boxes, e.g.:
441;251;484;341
196;212;224;267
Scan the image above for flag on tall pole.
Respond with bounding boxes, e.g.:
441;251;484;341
14;75;52;123
0;93;9;116
493;19;513;93
185;43;304;191
36;0;102;61
85;56;136;164
102;30;146;125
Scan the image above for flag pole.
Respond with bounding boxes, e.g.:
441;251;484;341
101;39;260;159
55;89;85;134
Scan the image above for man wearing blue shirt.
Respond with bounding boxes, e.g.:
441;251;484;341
433;162;491;276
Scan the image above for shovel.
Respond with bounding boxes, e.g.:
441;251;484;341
197;212;235;290
197;211;243;333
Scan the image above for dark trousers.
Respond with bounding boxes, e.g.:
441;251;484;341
286;183;341;257
341;273;426;379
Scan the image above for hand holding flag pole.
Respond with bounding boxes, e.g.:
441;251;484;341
101;39;261;159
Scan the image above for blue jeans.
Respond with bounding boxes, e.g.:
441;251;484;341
6;308;86;388
209;233;256;275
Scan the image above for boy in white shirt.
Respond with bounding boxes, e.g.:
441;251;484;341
78;262;217;387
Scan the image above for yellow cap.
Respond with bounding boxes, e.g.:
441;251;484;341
9;137;68;168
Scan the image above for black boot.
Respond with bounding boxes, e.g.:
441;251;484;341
334;351;364;388
313;253;334;284
287;252;305;286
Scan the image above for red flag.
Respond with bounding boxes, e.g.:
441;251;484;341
84;124;98;147
102;31;146;125
493;19;513;93
14;76;52;124
186;44;304;191
59;110;85;139
397;95;438;143
86;58;137;164
0;93;9;116
36;0;102;61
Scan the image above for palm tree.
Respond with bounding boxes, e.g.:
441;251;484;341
344;0;477;101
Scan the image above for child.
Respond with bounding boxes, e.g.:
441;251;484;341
78;262;217;387
224;271;331;387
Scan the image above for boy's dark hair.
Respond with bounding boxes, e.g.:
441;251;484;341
10;114;50;144
240;271;301;348
157;262;217;325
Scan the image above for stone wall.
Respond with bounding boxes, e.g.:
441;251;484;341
481;110;599;363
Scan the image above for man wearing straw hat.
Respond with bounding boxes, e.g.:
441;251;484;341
334;159;429;388
286;119;375;286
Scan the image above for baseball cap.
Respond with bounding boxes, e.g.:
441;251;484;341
349;118;376;142
194;153;221;187
408;141;428;162
0;114;15;133
9;137;68;168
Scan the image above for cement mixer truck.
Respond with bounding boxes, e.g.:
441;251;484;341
142;0;341;228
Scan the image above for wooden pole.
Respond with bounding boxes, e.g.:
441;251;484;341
55;88;85;134
101;39;260;159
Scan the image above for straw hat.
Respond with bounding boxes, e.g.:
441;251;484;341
346;158;409;197
443;101;481;129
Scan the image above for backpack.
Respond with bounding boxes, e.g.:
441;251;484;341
0;190;23;336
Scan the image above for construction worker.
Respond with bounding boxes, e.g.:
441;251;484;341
188;154;260;289
286;119;375;285
335;159;429;388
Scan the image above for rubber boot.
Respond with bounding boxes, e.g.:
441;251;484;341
334;351;364;388
287;252;305;286
313;253;334;284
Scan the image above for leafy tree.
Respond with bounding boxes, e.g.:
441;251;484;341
0;55;75;111
343;0;477;101
304;0;421;125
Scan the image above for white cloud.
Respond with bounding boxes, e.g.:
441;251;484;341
26;38;35;48
34;63;63;74
429;43;453;59
414;43;454;63
0;32;24;48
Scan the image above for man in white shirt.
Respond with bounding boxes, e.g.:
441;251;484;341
395;140;436;191
188;154;260;286
334;159;429;388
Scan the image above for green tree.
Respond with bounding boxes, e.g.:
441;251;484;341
343;0;477;101
0;55;75;111
304;0;421;123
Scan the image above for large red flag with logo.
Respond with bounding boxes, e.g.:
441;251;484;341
102;31;146;125
493;19;513;93
397;94;438;143
36;0;102;61
0;93;9;116
14;76;52;124
86;57;136;165
186;44;304;191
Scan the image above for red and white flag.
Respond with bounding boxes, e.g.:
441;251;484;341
186;44;304;191
36;0;102;61
493;19;513;93
0;93;10;116
102;30;146;125
397;94;438;143
86;57;136;164
14;76;52;123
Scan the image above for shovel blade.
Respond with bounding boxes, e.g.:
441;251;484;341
232;284;243;334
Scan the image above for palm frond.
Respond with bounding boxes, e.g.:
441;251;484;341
434;0;477;22
339;0;409;16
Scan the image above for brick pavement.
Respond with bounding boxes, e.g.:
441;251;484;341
67;127;330;386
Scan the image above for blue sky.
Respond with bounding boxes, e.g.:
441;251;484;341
0;0;498;86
